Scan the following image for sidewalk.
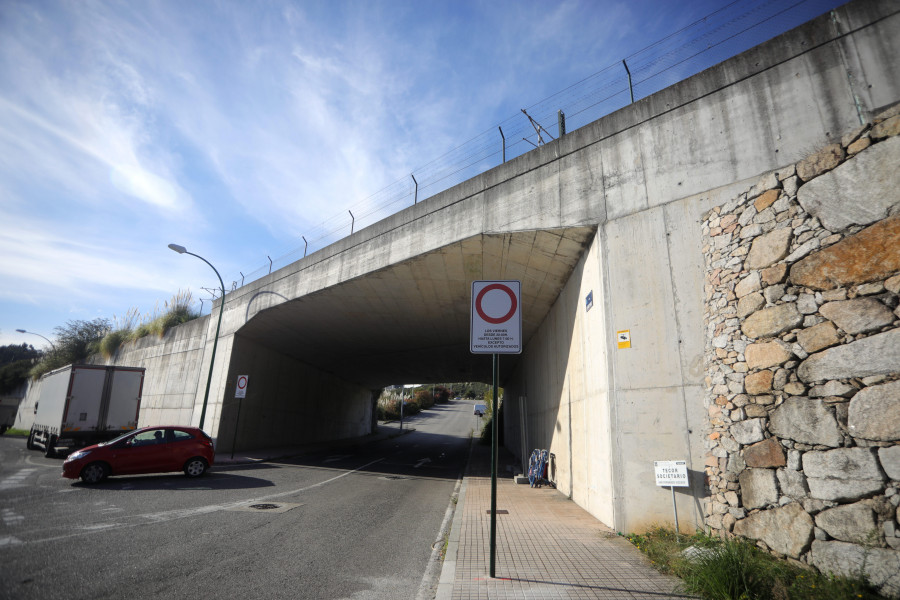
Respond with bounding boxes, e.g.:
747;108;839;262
438;441;690;599
213;420;412;466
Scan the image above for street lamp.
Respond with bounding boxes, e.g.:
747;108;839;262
168;243;225;431
16;329;56;351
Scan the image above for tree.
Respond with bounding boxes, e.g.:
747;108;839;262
0;343;41;394
31;318;111;378
414;389;434;409
433;385;451;403
0;343;39;366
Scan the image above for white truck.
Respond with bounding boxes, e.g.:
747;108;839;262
27;365;145;457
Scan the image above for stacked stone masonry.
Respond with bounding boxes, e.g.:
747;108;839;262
702;106;900;598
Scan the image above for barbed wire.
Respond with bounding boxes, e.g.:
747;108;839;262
221;0;844;297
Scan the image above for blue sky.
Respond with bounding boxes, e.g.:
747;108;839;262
0;0;843;349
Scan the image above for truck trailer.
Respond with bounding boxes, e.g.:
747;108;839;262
27;365;144;457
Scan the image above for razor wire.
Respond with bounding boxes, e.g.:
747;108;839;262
222;0;845;298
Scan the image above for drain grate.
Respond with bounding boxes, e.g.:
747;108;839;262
486;509;509;515
379;475;408;481
227;502;303;514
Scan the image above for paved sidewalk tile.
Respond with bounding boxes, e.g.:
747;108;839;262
449;444;691;599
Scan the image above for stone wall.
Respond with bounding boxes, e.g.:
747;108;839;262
701;107;900;598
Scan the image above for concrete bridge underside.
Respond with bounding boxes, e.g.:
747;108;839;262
236;228;594;388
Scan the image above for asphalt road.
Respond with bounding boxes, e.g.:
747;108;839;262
0;400;478;600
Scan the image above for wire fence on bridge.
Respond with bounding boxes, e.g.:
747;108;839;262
217;0;845;300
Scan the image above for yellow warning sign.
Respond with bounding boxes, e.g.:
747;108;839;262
617;330;631;349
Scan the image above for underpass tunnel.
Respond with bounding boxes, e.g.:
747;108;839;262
215;227;596;453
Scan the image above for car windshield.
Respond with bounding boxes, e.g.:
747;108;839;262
100;431;136;446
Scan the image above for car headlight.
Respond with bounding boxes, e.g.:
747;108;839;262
66;450;90;462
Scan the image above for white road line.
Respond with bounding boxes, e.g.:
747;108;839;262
0;536;23;547
2;508;25;527
10;457;385;546
0;468;36;490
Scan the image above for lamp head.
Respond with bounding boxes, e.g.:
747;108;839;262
16;329;26;333
168;243;187;254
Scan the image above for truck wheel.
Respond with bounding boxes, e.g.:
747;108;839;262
183;457;208;478
80;462;109;484
44;435;57;458
27;430;36;450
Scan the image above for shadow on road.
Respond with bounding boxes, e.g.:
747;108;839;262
69;471;277;491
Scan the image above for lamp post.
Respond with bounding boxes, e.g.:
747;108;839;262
15;329;56;351
168;243;224;431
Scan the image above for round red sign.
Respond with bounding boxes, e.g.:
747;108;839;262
475;283;518;324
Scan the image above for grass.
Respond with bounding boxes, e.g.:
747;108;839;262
2;428;29;437
625;527;884;600
99;290;199;358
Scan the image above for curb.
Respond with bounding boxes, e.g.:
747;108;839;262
435;433;476;600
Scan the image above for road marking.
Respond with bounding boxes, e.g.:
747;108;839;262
0;468;36;490
2;508;24;527
414;458;432;468
323;454;351;463
10;457;385;546
0;536;23;547
24;456;59;469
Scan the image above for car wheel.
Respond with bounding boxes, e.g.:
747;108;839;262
80;462;109;484
26;430;35;450
183;457;208;478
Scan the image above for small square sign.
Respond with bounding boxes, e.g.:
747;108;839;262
617;330;631;349
585;290;593;312
654;460;689;487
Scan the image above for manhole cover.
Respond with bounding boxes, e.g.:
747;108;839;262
227;502;303;513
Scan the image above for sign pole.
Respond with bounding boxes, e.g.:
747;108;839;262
654;459;688;541
671;485;679;539
231;375;249;460
490;352;499;578
230;397;242;460
469;280;521;581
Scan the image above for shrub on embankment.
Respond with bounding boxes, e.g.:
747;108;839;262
28;290;200;378
626;527;884;600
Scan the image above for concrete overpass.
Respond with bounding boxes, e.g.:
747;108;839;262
20;0;897;533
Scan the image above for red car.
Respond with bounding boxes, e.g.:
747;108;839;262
62;426;214;484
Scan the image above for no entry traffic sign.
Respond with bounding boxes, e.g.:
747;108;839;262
471;280;522;354
234;375;249;398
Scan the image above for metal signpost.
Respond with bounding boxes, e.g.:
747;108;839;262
654;459;689;535
470;280;522;578
231;375;249;460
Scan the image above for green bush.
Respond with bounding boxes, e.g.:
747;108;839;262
96;291;200;358
414;389;434;409
625;528;882;600
376;397;420;420
99;329;132;358
30;318;110;378
677;536;787;600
